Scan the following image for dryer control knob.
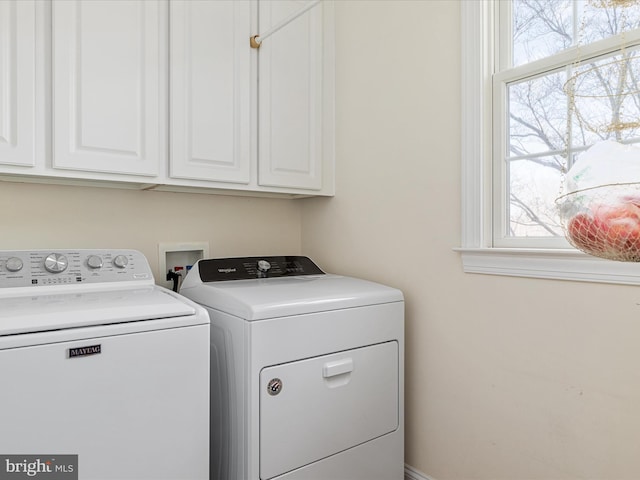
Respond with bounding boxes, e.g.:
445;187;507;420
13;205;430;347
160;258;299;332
113;255;129;269
257;259;271;273
44;253;68;273
5;257;23;272
87;255;103;269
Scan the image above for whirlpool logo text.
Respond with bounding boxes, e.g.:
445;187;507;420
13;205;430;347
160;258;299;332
0;456;77;480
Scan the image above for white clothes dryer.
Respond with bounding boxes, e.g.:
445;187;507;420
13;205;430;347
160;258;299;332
0;249;210;480
180;256;404;480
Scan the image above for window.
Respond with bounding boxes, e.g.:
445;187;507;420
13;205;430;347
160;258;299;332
460;0;640;284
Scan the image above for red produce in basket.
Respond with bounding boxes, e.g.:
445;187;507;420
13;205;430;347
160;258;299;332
567;212;608;256
567;202;640;261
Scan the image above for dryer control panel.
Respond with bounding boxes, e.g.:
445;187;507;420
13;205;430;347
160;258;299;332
0;249;153;289
198;256;324;282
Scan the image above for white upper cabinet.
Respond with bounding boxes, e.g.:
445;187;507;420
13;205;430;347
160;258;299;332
257;0;326;191
169;0;251;184
0;0;333;197
0;0;38;168
52;0;163;177
168;0;334;195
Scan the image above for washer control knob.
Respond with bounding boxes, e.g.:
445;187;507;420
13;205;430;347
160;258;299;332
5;257;23;272
87;255;103;269
113;255;129;269
44;253;68;273
257;259;271;273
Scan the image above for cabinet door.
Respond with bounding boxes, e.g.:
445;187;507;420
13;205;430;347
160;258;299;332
258;0;324;190
170;0;252;184
52;0;163;177
0;0;37;168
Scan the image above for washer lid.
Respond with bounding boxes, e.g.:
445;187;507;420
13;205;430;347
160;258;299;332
180;273;403;321
0;286;197;336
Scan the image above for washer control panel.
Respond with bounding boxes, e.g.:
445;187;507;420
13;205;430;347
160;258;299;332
0;250;152;288
198;256;324;282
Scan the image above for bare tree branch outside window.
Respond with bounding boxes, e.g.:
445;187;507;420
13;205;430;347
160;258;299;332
507;0;640;238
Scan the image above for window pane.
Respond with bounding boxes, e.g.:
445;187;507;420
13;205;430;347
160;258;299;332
512;1;640;67
503;0;640;245
512;0;573;67
580;1;640;45
508;71;568;156
508;156;565;237
569;48;640;147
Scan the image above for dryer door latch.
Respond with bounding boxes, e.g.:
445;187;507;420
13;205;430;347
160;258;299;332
323;358;354;378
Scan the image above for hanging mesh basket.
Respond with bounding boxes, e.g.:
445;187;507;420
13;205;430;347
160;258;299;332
565;56;640;136
557;182;640;261
556;141;640;261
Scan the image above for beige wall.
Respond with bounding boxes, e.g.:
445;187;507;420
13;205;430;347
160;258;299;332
0;181;302;281
302;1;640;479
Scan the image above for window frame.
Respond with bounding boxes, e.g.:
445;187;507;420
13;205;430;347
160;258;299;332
459;0;640;285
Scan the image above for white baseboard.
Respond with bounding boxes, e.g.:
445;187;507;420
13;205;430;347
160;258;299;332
405;464;436;480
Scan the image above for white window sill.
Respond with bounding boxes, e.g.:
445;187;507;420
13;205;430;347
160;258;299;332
455;248;640;286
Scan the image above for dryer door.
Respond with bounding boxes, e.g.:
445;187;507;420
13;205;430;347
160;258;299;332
259;341;399;479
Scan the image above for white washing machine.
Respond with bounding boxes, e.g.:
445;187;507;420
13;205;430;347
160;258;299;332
0;249;210;480
179;256;404;480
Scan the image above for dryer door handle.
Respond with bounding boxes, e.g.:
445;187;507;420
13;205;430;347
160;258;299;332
323;358;354;378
